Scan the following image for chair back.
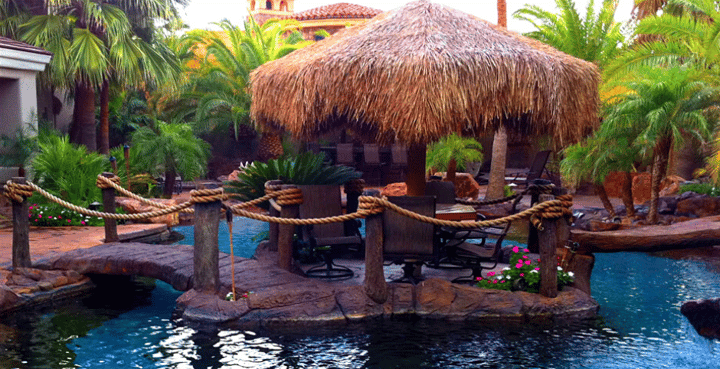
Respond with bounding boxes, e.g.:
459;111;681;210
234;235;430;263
298;185;344;238
336;144;355;165
424;181;456;204
363;144;381;164
383;196;436;261
391;145;408;165
526;150;552;182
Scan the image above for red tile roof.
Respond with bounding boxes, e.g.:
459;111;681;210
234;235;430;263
0;36;52;55
283;3;382;21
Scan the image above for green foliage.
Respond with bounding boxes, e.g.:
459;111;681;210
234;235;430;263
130;120;211;181
426;133;483;172
224;152;362;209
29;135;109;207
0;126;39;169
679;183;720;196
108;145;160;197
514;0;626;67
475;246;574;293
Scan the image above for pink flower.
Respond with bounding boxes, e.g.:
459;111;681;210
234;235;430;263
500;280;505;283
67;219;71;223
48;216;53;219
512;246;519;253
523;255;528;259
58;216;61;219
34;219;38;222
515;264;522;268
523;249;529;253
525;260;531;265
537;258;541;262
29;206;33;210
534;267;540;271
38;214;42;218
493;280;498;284
81;221;85;225
520;273;524;277
476;277;483;281
488;271;495;276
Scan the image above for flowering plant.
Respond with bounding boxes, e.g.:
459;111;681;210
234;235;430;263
27;202;125;227
475;246;574;293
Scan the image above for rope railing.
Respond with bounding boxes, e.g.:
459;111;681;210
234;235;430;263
96;174;197;214
4;175;572;231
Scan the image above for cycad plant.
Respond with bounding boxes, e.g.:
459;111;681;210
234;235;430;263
426;133;483;183
225;152;362;209
130;120;211;198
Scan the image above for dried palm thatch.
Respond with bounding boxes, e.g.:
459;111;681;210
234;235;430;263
250;0;600;148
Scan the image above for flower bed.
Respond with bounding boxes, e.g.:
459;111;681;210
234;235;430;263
475;246;574;293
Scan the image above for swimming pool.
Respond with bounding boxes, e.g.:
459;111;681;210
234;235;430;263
1;219;719;368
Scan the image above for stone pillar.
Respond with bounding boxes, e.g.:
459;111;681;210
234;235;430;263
363;189;388;304
277;184;300;271
11;177;30;268
193;187;221;292
101;172;118;243
538;193;558;298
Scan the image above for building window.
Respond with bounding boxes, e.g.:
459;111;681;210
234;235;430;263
280;1;288;11
266;0;272;10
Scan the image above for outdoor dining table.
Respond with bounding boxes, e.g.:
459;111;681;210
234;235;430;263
435;203;477;221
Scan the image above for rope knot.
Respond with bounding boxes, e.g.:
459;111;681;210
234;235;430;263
96;174;121;189
358;196;384;215
275;188;303;206
3;180;33;203
190;188;226;203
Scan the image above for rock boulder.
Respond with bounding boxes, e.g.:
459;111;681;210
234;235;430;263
115;197;179;226
681;298;720;339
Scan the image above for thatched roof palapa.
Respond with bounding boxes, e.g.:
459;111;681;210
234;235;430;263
250;0;600;147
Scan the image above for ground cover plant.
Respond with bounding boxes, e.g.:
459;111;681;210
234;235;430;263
475;246;574;293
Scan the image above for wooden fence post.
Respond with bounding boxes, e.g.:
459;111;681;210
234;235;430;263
101;172;119;243
265;180;281;251
11;177;30;268
538;193;558;298
193;185;221;292
277;184;300;271
363;189;388;304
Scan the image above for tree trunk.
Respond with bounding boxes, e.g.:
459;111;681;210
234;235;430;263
98;80;110;154
621;171;635;217
446;158;457;183
594;183;616;218
256;132;283;161
70;82;97;151
486;126;507;200
163;169;176;199
648;137;672;224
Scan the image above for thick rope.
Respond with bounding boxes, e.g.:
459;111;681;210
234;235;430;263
96;174;195;214
3;181;33;203
27;181;195;220
190;188;227;203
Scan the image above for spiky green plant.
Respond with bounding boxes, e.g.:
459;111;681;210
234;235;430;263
225;152;362;209
426;133;483;182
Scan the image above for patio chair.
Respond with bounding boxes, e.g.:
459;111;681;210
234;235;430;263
505;150;553;188
335;143;356;167
383;195;437;284
295;184;362;280
361;144;387;186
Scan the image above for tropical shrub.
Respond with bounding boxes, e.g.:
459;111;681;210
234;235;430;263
225;152;362;209
426;133;483;174
475;246;574;293
29;135;109;207
679;183;720;197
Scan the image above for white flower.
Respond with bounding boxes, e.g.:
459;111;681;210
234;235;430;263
503;267;511;271
498;275;504;280
530;270;538;273
557;266;563;271
568;272;574;277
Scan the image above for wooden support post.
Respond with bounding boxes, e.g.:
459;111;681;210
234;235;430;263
268;205;279;251
538;193;558;298
101;172;119;243
406;144;426;196
278;184;299;271
11;177;30;269
553;187;570;249
193;185;221;292
527;189;540;253
363;189;388;304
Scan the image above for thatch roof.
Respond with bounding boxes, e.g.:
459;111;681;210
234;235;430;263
250;0;600;147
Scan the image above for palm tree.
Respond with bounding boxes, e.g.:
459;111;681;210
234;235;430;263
131;120;211;198
604;66;720;223
18;0;180;153
485;0;509;200
183;17;310;161
426;133;483;183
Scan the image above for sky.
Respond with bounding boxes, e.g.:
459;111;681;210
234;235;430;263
179;0;637;34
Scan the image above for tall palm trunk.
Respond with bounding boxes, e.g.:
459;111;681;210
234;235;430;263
70;82;97;151
648;137;672;224
622;171;635;217
98;80;110;154
163;169;176;199
486;0;509;200
446;158;457;183
257;131;283;161
486;126;507;199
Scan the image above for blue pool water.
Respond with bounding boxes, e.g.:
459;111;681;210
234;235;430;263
1;218;719;368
